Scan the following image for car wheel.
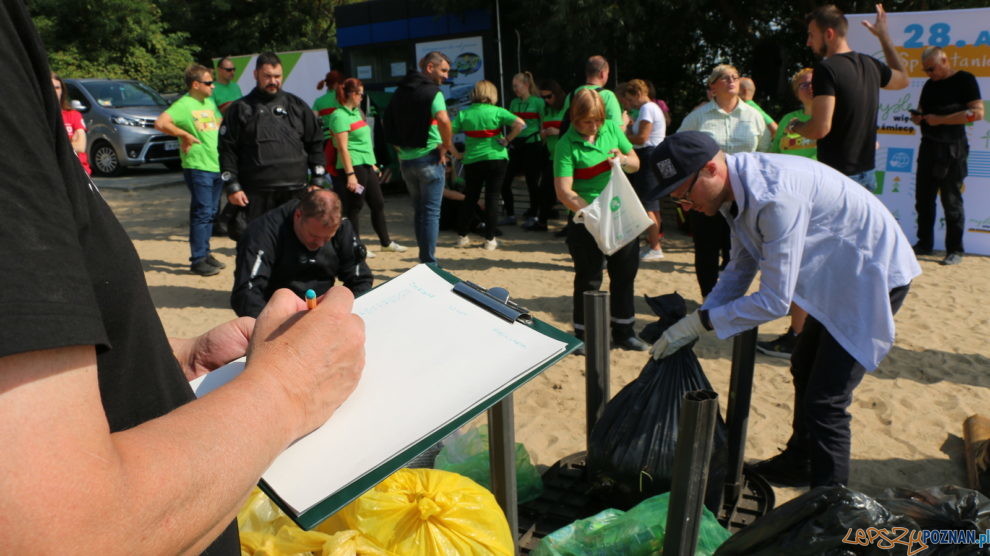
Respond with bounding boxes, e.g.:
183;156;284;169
91;140;123;177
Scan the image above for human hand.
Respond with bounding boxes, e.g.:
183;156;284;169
544;127;560;137
910;114;923;126
245;287;365;437
497;137;509;147
174;317;255;381
861;4;890;38
228;191;249;206
650;311;708;360
179;134;201;154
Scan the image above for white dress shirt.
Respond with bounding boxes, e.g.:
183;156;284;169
701;153;921;370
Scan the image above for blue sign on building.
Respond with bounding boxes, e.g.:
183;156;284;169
885;148;914;173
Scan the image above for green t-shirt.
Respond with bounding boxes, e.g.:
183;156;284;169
563;85;623;126
541;103;568;159
329;105;376;168
397;92;446;161
451;103;518;165
313;92;342;139
554;119;633;203
212;81;242;111
509;95;545;142
745;99;775;127
771;110;817;159
164;94;222;172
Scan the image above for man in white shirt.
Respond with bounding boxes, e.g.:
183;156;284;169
646;131;920;488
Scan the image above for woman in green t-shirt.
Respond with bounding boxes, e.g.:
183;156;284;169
312;71;344;176
451;81;525;250
759;67;817;359
330;77;406;254
531;78;567;232
553;88;647;351
500;71;546;226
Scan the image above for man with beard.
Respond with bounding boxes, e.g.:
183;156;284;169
788;4;909;191
220;52;329;226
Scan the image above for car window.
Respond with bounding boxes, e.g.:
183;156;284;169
80;81;168;108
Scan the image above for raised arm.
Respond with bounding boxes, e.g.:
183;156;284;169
862;4;909;90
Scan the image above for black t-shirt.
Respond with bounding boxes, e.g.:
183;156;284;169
919;70;981;144
0;1;238;552
813;52;893;175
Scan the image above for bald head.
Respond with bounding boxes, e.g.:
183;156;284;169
585;55;609;86
738;77;756;100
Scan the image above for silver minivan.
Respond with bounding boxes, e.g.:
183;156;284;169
64;78;180;176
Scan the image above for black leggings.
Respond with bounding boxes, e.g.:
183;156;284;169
333;164;391;246
460;160;505;240
500;139;544;216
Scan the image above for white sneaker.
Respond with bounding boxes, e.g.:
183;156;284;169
456;235;471;247
365;249;376;258
483;238;498;251
641;247;664;261
382;241;407;253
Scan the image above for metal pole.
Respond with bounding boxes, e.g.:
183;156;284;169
495;0;506;108
489;396;519;554
584;291;610;445
663;390;719;556
724;328;758;507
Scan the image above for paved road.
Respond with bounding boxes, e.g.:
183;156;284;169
92;164;184;191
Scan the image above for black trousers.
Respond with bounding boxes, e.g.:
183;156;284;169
689;211;731;297
244;186;306;223
537;157;558;223
332;164;392;246
915;139;967;254
500;139;544;216
459;159;505;240
785;283;910;487
566;218;640;339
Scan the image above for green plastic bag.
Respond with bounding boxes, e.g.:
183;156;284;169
433;425;543;504
532;492;730;556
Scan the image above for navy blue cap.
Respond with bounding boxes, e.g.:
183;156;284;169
645;131;720;201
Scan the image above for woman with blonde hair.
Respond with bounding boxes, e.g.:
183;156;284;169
554;88;647;351
451;80;526;250
501;71;546;226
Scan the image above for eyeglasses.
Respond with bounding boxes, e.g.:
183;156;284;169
219;67;236;72
798;81;813;90
717;75;741;83
198;80;215;86
671;171;701;208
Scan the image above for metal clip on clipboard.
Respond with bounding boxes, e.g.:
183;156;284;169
452;281;532;324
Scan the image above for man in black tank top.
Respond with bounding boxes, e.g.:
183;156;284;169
788;4;909;191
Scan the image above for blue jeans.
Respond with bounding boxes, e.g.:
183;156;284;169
399;151;445;263
846;170;876;193
183;169;223;262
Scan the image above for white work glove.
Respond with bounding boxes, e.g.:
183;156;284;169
650;311;709;360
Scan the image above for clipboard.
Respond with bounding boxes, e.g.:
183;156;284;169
191;263;581;529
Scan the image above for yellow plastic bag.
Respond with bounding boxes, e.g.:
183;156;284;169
317;468;514;555
237;488;389;556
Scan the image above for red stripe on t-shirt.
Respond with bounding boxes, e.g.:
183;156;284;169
573;159;611;180
430;119;438;126
542;120;562;129
318;107;337;116
514;111;540;120
464;129;500;138
349;120;368;132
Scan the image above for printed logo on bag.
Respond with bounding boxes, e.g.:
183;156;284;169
610;196;622;212
655;158;677;179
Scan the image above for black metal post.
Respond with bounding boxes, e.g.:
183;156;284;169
489;396;519;554
583;291;610;445
663;390;719;556
723;328;758;508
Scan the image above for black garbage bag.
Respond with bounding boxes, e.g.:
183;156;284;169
715;486;918;556
878;486;990;555
587;293;728;512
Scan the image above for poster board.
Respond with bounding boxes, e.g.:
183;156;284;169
213;49;332;108
846;8;990;255
415;36;485;115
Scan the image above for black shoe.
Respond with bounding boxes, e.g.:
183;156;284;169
205;254;227;269
614;336;649;351
190;258;221;276
523;220;548;231
756;329;797;359
746;450;812;487
941;252;963;266
912;243;933;256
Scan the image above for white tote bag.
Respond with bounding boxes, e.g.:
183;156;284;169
574;159;653;255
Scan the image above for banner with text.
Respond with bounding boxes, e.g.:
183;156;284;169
847;8;990;255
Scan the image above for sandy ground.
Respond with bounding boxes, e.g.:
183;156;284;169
103;181;990;507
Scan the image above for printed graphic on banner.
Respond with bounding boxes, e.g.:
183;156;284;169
847;7;990;255
887;148;915;172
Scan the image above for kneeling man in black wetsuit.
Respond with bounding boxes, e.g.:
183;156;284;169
231;189;373;317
